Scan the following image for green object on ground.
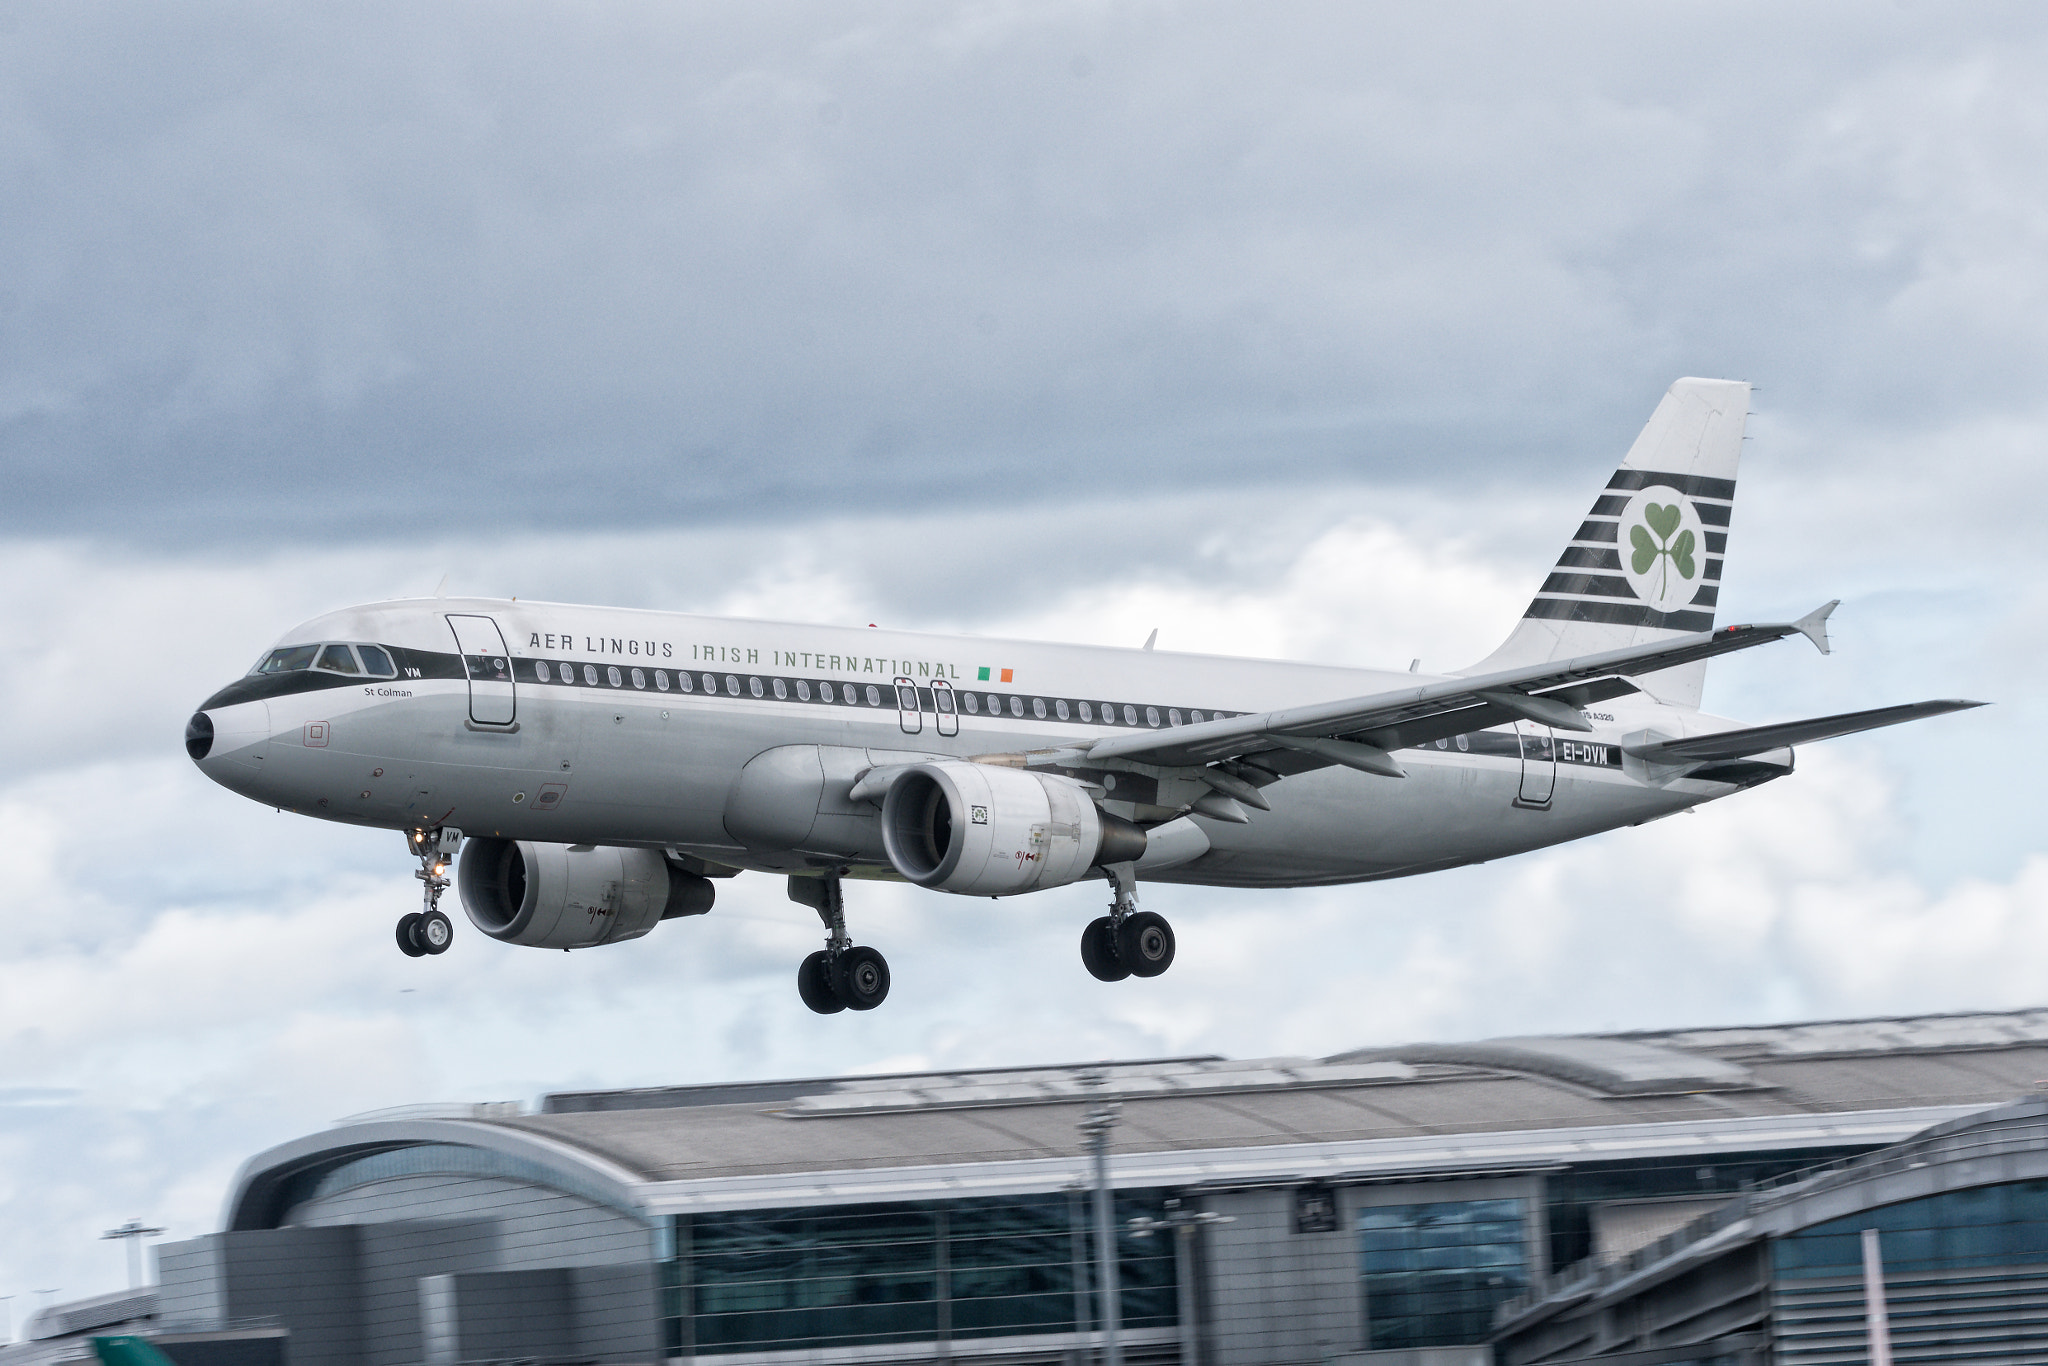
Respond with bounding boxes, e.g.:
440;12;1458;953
92;1336;178;1366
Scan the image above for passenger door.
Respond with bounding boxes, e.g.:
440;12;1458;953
1515;721;1555;808
446;614;517;726
894;676;924;735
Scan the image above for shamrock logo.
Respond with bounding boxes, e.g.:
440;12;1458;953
1629;501;1696;604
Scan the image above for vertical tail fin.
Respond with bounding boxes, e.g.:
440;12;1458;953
1466;377;1750;709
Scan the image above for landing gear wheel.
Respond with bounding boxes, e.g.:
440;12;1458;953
396;912;427;958
798;951;846;1015
1116;911;1175;978
832;946;891;1011
417;909;453;955
1081;917;1130;982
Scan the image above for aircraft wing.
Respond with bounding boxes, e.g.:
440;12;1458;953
1624;699;1985;764
1068;601;1842;779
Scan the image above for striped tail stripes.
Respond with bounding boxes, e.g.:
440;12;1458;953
1466;378;1750;710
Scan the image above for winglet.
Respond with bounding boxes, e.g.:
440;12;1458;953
1793;600;1839;655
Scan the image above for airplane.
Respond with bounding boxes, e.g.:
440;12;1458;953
184;378;1981;1014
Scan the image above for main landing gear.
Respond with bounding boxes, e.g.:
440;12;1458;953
1080;862;1175;982
790;872;891;1013
398;827;461;958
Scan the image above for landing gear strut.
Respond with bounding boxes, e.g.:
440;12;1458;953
399;827;461;957
1081;861;1175;981
790;872;891;1012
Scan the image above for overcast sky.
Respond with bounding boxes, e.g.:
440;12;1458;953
3;0;2045;1332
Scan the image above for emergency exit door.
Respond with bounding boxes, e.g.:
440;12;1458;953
1515;721;1555;807
447;614;517;725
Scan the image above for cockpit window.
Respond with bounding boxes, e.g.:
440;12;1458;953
315;644;362;675
256;645;319;675
357;645;397;678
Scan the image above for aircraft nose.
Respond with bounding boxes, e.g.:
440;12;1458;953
186;711;215;761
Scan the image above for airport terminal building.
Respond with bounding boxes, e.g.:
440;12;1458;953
12;1009;2048;1366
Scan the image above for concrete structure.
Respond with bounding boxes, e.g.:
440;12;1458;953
1493;1095;2048;1366
11;1008;2048;1366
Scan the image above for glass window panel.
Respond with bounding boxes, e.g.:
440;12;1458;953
1079;701;1093;722
1032;698;1047;719
313;644;360;674
962;692;978;714
632;668;646;689
357;645;397;677
584;664;600;686
655;670;669;691
727;675;741;696
534;660;552;683
1009;696;1024;717
797;679;811;701
866;684;882;706
1361;1199;1526;1350
678;671;693;693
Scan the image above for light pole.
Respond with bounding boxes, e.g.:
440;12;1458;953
1077;1070;1122;1366
1130;1199;1234;1366
101;1219;165;1291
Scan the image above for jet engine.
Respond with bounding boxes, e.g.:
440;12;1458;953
456;839;715;950
880;760;1147;896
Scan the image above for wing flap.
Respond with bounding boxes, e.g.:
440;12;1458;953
1081;605;1836;770
1627;699;1985;763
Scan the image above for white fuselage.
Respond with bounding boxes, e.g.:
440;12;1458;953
191;597;1779;889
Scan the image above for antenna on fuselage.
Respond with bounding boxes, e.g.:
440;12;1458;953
433;574;449;598
1142;628;1157;651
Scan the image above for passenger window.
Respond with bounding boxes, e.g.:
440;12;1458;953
1190;709;1204;724
773;678;787;700
1146;707;1160;727
255;645;318;675
934;687;956;714
535;660;552;683
1079;701;1093;722
749;677;764;698
678;672;693;693
1457;734;1470;752
1056;699;1070;721
358;645;397;678
702;673;716;693
608;666;623;687
963;693;979;714
897;683;917;710
1169;709;1182;727
1032;698;1047;719
315;644;361;675
631;668;646;689
584;664;599;686
865;684;882;706
843;683;858;704
656;671;670;691
985;694;999;714
1123;704;1138;725
1009;696;1024;718
797;679;812;701
725;675;740;696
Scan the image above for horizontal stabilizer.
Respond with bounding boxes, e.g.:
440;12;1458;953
1627;699;1985;764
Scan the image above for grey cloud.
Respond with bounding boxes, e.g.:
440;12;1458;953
3;3;2047;542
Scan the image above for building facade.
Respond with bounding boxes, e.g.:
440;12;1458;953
12;1009;2048;1366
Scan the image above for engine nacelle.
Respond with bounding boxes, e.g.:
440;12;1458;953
457;839;714;950
880;760;1147;896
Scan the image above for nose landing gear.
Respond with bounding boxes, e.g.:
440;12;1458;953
790;873;891;1012
1081;862;1175;981
398;827;462;957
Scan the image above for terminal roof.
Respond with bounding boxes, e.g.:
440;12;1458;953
492;1009;2048;1186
